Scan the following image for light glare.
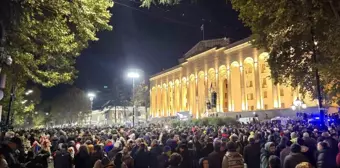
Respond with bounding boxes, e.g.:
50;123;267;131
127;72;140;78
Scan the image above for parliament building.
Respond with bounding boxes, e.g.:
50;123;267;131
149;38;317;118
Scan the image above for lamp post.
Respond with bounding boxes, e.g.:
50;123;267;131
87;92;95;125
127;71;140;127
291;98;307;116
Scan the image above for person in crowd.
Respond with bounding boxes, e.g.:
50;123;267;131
243;137;261;168
316;141;336;168
268;155;280;168
149;139;162;168
198;157;209;168
122;146;134;168
295;162;313;168
90;145;105;167
283;144;309;168
134;143;149;168
222;141;244;168
168;153;182;168
280;140;292;167
178;143;192;168
53;143;72;168
261;142;276;168
207;139;223;168
74;145;92;168
114;152;127;168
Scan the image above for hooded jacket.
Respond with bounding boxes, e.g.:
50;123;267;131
260;142;275;168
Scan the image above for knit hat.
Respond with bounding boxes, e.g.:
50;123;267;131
291;144;301;153
163;146;171;153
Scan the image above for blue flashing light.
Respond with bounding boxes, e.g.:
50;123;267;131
315;117;320;119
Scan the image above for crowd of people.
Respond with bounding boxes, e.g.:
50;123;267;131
0;119;340;168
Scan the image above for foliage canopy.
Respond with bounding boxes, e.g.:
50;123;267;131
2;0;113;87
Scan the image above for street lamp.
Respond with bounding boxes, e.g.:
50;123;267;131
127;71;140;127
87;92;96;125
291;98;307;115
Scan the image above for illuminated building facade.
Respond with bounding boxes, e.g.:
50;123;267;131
149;38;317;118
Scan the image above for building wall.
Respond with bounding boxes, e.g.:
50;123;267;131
149;40;317;118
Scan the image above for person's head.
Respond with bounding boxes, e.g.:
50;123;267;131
317;141;328;151
226;141;237;152
295;162;313;168
302;132;309;138
169;153;182;166
199;157;209;168
268;155;280;168
8;137;21;150
151;139;158;147
123;146;129;154
61;143;68;150
265;142;275;153
213;140;222;152
78;145;89;156
179;144;187;153
87;144;94;154
290;144;301;153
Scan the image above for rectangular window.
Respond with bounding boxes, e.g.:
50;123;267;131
281;103;285;108
250;106;254;110
263;91;268;98
247;81;253;88
280;88;284;96
262;78;267;88
264;104;268;110
225;93;227;98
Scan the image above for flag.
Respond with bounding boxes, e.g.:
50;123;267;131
201;24;204;31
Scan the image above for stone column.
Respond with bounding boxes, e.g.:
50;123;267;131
215;72;220;112
240;65;246;111
272;83;279;108
227;69;232;111
254;61;261;110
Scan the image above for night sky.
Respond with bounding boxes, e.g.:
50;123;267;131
42;0;251;106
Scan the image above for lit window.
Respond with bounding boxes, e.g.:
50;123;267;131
249;106;254;111
247;81;253;88
262;78;267;88
280;88;284;96
263;91;268;98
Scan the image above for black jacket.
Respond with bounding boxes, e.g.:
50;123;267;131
208;150;224;168
317;149;337;168
243;143;261;168
53;150;72;168
283;153;309;168
149;145;162;168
